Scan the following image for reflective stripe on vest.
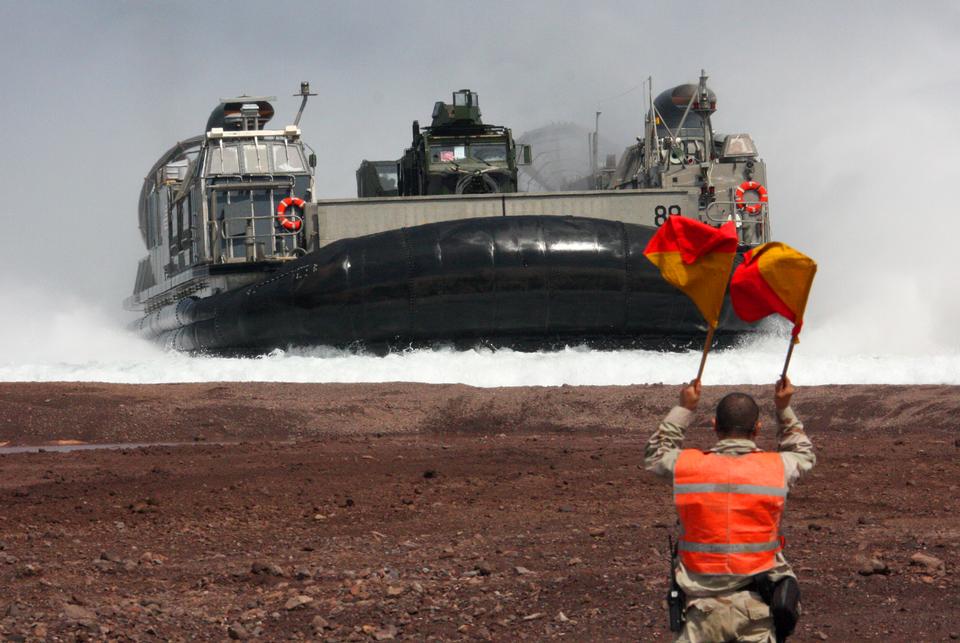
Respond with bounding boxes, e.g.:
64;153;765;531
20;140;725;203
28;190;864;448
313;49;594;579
679;539;781;554
675;483;788;497
674;449;786;576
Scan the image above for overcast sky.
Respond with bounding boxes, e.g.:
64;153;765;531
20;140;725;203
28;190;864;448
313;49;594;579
0;0;958;351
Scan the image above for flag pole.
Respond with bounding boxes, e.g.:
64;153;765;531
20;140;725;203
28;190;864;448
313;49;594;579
780;336;797;381
695;326;716;382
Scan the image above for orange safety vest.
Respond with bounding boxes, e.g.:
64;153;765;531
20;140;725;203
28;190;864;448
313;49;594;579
674;449;787;576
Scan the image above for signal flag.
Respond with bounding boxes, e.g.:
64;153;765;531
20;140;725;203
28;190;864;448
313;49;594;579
730;242;817;337
643;217;739;329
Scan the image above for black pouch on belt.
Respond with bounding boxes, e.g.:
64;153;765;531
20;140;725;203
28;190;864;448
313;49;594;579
667;536;686;632
749;574;800;642
769;576;800;641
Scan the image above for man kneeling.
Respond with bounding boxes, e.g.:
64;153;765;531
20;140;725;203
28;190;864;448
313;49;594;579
645;378;815;642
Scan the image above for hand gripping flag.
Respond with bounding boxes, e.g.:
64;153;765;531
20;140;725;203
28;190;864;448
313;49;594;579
730;242;817;336
643;217;739;329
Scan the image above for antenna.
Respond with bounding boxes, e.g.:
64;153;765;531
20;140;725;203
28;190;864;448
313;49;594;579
293;81;317;127
593;111;601;187
646;76;659;175
696;69;714;162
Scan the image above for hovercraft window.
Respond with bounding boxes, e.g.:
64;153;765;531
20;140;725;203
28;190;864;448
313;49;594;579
242;143;269;173
721;134;757;158
208;145;240;175
272;143;305;172
683;139;704;160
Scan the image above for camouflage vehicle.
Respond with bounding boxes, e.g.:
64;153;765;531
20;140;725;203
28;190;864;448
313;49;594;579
128;76;765;353
357;90;529;198
355;160;399;198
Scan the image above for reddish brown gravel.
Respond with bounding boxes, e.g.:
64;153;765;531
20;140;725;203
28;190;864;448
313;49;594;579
0;382;958;641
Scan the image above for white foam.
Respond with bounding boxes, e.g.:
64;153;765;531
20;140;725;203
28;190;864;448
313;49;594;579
2;281;957;386
0;322;957;386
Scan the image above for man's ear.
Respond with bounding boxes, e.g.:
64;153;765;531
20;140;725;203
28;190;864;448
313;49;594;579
752;420;762;438
711;417;718;432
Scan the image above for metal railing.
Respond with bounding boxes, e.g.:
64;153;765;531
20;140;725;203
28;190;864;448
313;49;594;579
211;212;303;263
704;199;770;245
206;178;304;263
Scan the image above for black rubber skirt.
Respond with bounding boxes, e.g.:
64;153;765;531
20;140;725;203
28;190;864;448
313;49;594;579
165;215;752;352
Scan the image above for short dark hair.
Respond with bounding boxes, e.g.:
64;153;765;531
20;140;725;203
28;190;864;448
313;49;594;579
715;393;760;438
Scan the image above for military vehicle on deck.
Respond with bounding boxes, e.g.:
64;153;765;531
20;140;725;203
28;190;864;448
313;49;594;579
356;160;399;198
128;74;767;353
357;90;530;198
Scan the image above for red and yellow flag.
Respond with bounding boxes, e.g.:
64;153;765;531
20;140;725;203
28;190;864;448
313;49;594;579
643;218;739;329
730;242;817;336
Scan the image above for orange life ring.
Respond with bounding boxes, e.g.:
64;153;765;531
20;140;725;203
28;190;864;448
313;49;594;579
734;180;768;215
276;196;305;231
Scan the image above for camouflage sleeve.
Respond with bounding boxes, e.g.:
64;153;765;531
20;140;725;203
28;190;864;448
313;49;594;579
777;405;816;488
644;406;694;480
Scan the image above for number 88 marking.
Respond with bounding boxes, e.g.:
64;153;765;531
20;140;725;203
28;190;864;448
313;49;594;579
654;205;682;227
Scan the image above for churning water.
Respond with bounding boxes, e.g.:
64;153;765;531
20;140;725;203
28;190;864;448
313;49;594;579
0;287;956;386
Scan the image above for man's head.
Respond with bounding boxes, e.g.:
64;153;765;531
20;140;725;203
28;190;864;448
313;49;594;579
713;392;760;439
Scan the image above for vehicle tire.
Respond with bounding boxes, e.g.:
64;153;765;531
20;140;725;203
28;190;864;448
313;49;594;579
456;173;500;194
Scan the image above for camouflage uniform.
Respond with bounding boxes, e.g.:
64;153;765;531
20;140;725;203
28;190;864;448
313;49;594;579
645;405;815;642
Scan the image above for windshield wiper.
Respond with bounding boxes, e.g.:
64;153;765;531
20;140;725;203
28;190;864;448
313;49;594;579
463;155;493;167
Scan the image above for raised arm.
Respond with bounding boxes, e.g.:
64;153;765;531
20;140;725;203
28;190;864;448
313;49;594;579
775;376;816;487
645;380;700;479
